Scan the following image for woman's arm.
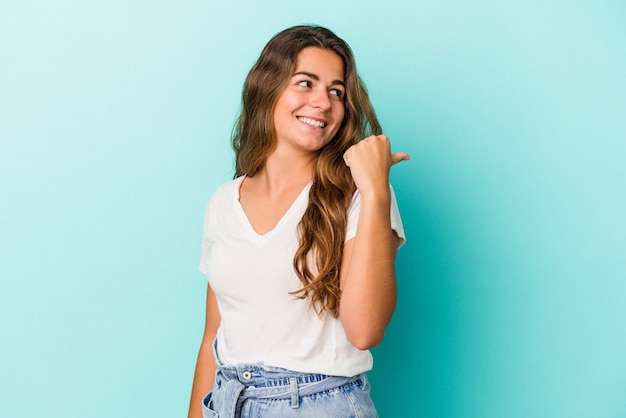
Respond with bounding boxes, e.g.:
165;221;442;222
339;134;408;350
187;283;221;418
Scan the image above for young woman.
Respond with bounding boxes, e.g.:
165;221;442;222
188;25;408;418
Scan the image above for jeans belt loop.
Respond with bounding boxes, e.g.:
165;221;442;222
290;377;299;409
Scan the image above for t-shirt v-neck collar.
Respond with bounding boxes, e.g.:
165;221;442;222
234;175;312;244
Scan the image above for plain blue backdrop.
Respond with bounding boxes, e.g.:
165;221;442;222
1;1;625;417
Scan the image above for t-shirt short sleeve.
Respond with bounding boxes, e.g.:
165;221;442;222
199;200;213;276
345;185;406;247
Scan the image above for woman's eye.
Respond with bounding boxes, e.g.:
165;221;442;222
330;88;344;99
297;80;312;88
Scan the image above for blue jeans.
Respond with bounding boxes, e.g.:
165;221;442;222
202;340;378;417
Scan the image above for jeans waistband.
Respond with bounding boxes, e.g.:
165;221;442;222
207;338;363;416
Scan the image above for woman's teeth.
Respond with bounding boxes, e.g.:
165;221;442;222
298;117;326;128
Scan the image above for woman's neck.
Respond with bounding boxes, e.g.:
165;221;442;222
256;150;315;193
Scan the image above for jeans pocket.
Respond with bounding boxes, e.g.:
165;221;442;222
202;391;219;418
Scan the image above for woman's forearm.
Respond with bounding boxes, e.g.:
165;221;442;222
339;189;398;350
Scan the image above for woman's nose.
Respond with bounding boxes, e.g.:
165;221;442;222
310;88;331;111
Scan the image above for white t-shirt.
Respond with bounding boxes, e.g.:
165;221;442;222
199;175;405;377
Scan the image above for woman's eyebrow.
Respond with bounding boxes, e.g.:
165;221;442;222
293;71;345;87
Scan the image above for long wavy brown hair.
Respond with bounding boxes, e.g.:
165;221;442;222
232;25;381;317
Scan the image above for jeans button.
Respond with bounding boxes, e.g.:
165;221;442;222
242;371;252;380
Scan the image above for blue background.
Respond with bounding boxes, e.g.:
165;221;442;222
1;1;625;417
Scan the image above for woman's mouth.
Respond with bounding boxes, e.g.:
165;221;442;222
297;116;327;128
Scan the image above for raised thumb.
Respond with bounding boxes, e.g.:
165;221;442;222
391;152;410;166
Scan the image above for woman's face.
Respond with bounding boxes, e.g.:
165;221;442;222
273;47;346;155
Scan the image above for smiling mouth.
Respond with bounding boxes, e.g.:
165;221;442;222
297;116;327;128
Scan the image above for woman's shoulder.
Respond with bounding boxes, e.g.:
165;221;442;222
206;175;245;206
212;175;244;196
